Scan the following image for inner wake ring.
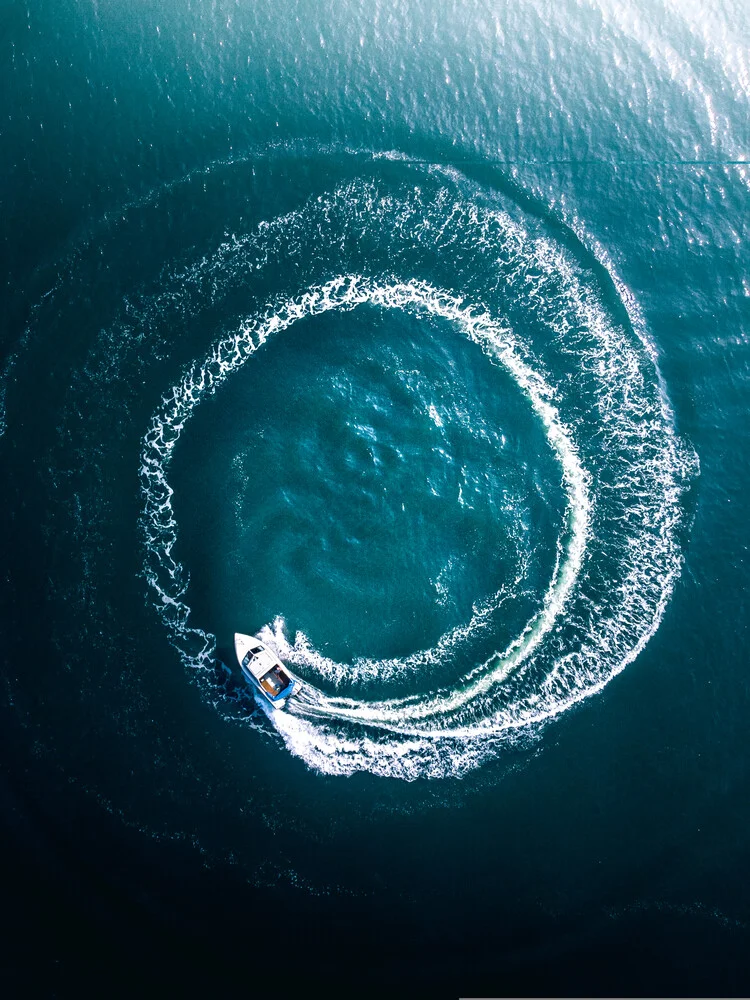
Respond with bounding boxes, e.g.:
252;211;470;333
140;276;589;735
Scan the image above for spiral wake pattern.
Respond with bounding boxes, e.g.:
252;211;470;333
134;169;695;779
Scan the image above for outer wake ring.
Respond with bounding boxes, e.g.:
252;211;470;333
138;178;694;780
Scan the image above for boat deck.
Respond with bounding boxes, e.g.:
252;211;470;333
259;666;291;697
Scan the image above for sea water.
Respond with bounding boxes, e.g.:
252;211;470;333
1;0;749;993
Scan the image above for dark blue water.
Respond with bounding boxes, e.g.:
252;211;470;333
2;1;749;994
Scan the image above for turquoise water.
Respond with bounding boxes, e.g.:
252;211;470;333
2;0;749;993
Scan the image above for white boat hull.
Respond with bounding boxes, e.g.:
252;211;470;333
234;632;298;708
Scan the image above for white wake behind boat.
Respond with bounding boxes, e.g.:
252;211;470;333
234;632;298;708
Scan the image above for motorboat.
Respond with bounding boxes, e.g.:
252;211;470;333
234;632;298;708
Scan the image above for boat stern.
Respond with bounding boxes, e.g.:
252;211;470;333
235;632;299;709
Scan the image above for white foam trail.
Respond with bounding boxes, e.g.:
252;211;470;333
139;182;695;779
257;554;531;689
141;276;589;701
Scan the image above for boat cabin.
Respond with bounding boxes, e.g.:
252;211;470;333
244;644;293;700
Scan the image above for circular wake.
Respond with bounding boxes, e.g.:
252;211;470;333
139;174;695;779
